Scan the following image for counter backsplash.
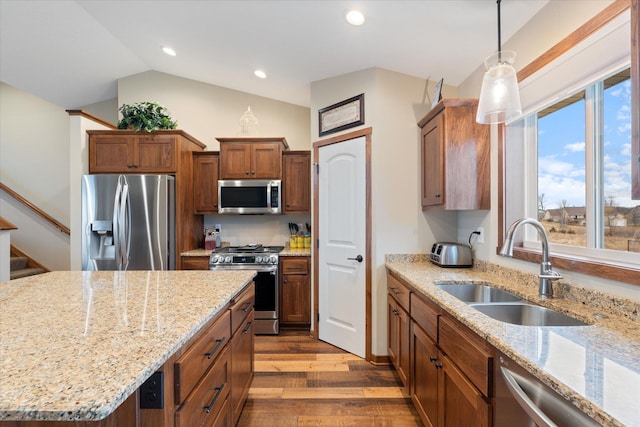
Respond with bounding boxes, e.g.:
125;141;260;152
385;254;640;323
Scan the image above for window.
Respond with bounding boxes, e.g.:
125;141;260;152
499;0;639;285
534;69;635;256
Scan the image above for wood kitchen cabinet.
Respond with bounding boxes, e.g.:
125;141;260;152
387;273;411;394
417;99;490;210
386;271;493;427
282;151;311;213
192;151;219;214
87;130;206;269
180;255;209;270
229;284;255;425
280;256;311;328
217;137;288;180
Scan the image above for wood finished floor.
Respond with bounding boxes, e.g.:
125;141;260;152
237;331;424;427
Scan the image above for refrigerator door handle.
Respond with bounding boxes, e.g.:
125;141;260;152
113;177;123;270
119;177;130;271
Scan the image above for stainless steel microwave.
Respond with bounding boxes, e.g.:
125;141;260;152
218;180;282;214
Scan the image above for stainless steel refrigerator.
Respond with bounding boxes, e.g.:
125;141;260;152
81;174;176;271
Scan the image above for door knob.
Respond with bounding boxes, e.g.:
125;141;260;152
347;255;363;262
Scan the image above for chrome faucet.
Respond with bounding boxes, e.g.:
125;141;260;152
499;218;562;298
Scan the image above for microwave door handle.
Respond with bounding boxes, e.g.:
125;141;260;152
267;182;271;207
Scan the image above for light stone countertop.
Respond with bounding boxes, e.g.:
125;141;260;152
385;255;640;427
0;270;256;421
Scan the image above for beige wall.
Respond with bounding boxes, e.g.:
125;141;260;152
118;71;310;150
81;97;118;125
310;67;460;356
0;82;71;270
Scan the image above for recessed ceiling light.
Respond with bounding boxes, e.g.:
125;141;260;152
345;10;365;26
254;70;267;79
162;46;176;56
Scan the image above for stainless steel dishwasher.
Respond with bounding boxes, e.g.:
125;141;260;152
494;350;600;427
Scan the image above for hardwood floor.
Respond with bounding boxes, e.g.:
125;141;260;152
237;331;423;427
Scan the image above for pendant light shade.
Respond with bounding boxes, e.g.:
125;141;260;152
476;50;522;123
476;0;522;124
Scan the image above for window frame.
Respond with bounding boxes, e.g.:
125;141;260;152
498;0;640;286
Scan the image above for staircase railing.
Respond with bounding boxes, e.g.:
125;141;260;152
0;182;70;235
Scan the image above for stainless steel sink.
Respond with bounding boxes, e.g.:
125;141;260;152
436;284;521;303
471;303;590;327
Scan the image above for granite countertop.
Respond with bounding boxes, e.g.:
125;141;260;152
385;255;640;427
0;270;256;422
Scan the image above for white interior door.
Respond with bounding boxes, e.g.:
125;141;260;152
318;136;366;358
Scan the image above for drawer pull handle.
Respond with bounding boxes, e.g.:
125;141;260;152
392;309;399;316
241;301;253;313
204;337;226;359
203;382;226;413
429;356;437;362
435;362;443;369
242;321;253;334
389;287;400;296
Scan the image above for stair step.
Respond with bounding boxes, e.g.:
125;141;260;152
10;268;46;280
10;256;28;271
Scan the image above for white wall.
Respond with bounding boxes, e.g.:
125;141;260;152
118;71;310;150
456;0;639;301
0;82;71;271
81;97;118;125
310;67;460;356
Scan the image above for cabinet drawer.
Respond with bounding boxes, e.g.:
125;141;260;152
438;315;492;397
174;310;231;404
387;273;411;312
410;294;439;341
281;257;309;274
180;256;210;270
231;283;255;335
175;345;230;427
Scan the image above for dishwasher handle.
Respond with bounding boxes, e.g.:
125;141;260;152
500;365;558;427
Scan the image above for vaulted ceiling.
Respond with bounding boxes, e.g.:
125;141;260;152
0;0;549;109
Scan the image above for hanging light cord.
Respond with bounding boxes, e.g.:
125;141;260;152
497;0;502;62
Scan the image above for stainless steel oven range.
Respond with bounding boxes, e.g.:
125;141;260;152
209;244;284;335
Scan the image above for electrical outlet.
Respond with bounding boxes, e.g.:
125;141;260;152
214;223;221;232
476;227;484;244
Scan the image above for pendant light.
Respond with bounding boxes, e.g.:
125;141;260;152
476;0;522;124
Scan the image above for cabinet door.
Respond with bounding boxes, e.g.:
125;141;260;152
388;295;410;393
252;143;282;179
421;114;444;207
89;135;135;173
193;153;219;214
439;355;491;427
283;152;311;213
411;322;439;427
136;134;177;172
281;273;311;324
220;142;252;179
231;313;254;425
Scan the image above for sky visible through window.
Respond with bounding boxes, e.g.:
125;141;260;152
537;79;633;210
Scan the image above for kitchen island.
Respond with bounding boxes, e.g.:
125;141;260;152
0;270;256;424
386;255;640;427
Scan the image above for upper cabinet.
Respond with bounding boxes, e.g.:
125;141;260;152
282;151;311;214
418;99;490;210
217;137;288;179
193;151;219;214
89;132;179;173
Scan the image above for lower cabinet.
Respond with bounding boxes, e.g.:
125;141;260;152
229;286;255;425
387;294;410;394
135;282;255;427
279;256;311;328
387;271;493;427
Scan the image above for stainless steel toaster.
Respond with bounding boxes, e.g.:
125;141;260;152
429;242;473;268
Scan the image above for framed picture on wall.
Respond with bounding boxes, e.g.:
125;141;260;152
318;93;365;137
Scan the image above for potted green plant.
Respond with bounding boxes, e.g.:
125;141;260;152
117;101;178;132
